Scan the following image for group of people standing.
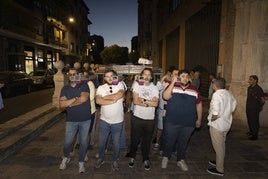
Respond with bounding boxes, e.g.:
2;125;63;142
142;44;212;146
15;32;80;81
57;66;265;176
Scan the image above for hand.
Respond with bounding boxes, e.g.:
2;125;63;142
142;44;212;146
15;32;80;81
211;115;218;121
196;120;201;128
171;76;177;84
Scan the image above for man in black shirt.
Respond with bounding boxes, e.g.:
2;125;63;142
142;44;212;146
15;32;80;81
246;75;265;140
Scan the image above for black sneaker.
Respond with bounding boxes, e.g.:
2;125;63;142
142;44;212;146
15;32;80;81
207;168;224;176
208;160;216;167
128;158;135;168
144;160;151;171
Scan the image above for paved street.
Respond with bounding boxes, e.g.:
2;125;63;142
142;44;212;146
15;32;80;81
0;99;268;178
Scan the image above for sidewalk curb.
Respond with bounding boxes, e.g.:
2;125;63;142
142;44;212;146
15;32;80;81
0;108;66;162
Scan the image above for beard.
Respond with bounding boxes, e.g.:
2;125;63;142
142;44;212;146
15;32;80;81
180;82;189;87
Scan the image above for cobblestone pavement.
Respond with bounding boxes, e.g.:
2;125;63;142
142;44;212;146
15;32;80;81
0;99;268;179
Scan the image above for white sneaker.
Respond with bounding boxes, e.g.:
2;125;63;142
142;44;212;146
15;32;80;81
112;161;119;171
78;162;85;173
177;160;188;171
59;157;70;170
161;157;168;169
84;155;88;162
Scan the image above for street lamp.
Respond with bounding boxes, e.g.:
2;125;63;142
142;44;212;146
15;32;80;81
69;17;75;23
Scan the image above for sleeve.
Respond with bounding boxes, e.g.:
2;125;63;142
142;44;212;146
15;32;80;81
153;86;160;98
88;81;96;101
231;93;237;112
60;86;66;97
210;93;220;116
96;85;103;96
81;83;90;93
156;81;164;91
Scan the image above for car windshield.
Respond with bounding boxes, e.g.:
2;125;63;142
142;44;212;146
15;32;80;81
32;71;45;76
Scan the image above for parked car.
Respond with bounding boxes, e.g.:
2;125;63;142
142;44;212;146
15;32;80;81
29;70;54;87
0;71;33;97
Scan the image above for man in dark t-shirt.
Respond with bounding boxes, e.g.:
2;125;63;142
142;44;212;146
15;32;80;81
161;69;202;171
59;68;91;173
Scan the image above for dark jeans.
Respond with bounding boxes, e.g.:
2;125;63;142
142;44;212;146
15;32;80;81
246;108;260;138
129;115;154;161
163;122;194;161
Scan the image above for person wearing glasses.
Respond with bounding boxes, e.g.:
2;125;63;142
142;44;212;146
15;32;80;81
128;68;159;171
59;68;91;173
95;69;125;171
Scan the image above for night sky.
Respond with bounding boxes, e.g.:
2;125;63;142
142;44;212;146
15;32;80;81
84;0;138;51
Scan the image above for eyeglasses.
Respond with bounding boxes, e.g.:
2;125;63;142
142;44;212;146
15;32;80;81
109;86;113;93
68;73;77;76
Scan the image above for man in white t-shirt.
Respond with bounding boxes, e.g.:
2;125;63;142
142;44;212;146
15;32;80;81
95;70;125;171
128;68;159;171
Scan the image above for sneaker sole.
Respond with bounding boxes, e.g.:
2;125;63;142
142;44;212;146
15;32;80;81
208;161;216;167
144;167;151;171
95;161;105;168
128;164;134;168
207;169;224;176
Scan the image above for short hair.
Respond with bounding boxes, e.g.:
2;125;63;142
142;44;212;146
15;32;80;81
178;69;190;76
250;75;258;83
167;66;176;73
209;72;216;77
213;77;226;89
104;69;117;76
68;68;78;72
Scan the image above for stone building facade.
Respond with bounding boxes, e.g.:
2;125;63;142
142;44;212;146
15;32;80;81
138;0;268;126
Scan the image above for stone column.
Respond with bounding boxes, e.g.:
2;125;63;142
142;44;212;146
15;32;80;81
230;0;268;126
52;60;67;109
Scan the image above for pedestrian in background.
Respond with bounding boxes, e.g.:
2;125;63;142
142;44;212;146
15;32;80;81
128;68;159;171
246;75;266;140
154;67;179;151
59;68;91;173
161;69;202;171
207;77;237;176
208;73;216;100
95;69;125;171
191;70;201;89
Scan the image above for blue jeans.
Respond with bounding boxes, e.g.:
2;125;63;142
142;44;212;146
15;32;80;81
98;120;123;161
63;120;91;162
163;122;194;160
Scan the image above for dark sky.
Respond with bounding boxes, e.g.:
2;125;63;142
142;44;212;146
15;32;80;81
84;0;138;50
